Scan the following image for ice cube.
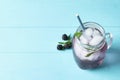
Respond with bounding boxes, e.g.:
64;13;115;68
84;28;93;37
80;35;89;44
93;28;101;36
89;35;104;46
83;33;93;41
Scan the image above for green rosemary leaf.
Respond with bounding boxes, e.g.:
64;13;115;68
85;52;94;57
65;40;72;45
74;32;82;38
85;47;93;50
68;34;71;40
58;42;65;44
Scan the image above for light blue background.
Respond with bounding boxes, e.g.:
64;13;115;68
0;0;120;80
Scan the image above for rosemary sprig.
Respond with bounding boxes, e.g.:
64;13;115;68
74;31;82;38
85;52;94;57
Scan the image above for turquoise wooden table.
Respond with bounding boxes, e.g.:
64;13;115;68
0;0;120;80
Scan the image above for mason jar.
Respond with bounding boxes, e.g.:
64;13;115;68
72;22;113;69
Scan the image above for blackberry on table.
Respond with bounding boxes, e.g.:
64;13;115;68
62;34;69;40
57;45;64;50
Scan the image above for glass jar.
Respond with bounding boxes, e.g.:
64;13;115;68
72;22;113;69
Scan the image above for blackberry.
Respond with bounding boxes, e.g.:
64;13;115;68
57;45;64;50
64;44;72;49
62;34;69;40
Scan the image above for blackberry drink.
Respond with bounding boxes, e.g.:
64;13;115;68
72;22;112;69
